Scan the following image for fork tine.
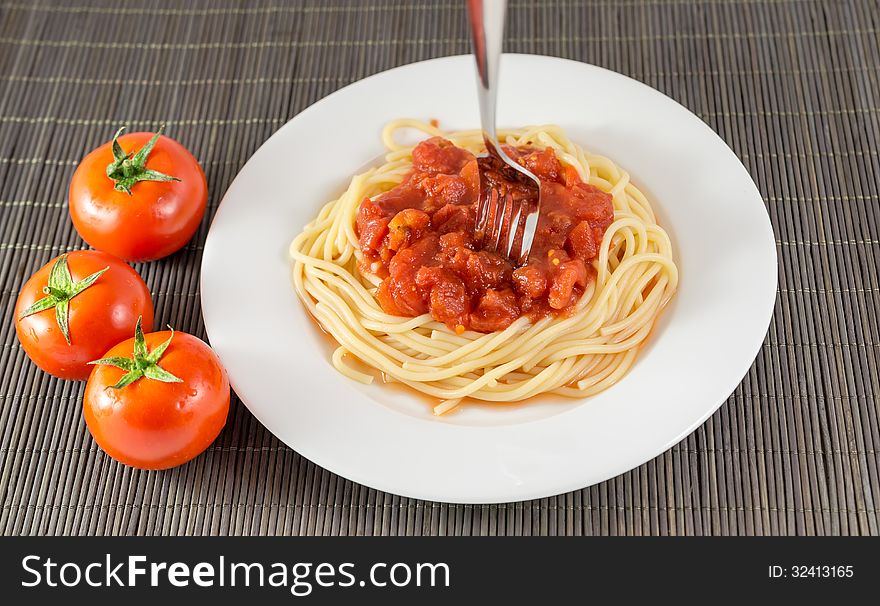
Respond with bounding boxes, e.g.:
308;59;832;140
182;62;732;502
474;187;492;247
489;190;508;252
515;207;540;264
505;199;525;259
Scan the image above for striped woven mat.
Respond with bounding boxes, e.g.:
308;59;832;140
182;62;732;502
0;0;878;535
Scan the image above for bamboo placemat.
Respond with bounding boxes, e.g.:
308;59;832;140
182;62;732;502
0;0;878;536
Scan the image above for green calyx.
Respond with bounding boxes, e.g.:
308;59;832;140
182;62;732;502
105;125;181;194
89;316;183;389
18;254;109;345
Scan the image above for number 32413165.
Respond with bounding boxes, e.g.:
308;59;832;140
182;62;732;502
769;565;854;578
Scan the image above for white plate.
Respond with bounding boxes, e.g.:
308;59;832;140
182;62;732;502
201;54;777;504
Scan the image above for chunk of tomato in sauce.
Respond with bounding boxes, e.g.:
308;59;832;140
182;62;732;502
466;251;513;291
415;267;469;328
356;198;389;255
470;288;520;332
570;182;615;226
566;220;598;261
382;235;439;316
520;147;561;182
432;203;475;235
512;264;548;300
387;208;430;252
548;258;588;310
536;204;577;250
412;137;473;174
437;232;473;276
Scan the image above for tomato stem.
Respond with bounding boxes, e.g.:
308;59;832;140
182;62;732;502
105;125;182;195
42;286;67;299
18;254;109;345
89;316;183;389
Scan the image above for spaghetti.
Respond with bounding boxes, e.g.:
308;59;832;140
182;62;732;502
290;119;678;414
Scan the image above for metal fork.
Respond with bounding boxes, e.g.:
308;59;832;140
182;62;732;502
467;0;541;266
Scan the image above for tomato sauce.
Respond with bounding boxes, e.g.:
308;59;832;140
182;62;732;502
356;137;614;333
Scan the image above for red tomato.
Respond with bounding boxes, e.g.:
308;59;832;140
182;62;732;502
83;320;230;470
69;126;207;262
15;250;154;380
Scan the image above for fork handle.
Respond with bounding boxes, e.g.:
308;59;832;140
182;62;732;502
467;0;507;151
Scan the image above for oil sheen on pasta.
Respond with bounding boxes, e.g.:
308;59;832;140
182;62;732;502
289;120;678;414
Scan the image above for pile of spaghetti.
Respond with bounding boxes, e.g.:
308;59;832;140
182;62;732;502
290;119;678;415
